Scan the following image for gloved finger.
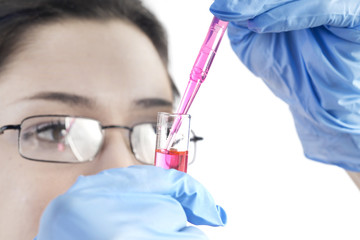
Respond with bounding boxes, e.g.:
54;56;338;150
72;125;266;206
248;0;360;33
67;165;227;226
210;0;294;22
37;191;208;240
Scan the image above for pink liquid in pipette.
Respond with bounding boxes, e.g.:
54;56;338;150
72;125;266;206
164;17;229;154
177;17;228;115
155;149;188;172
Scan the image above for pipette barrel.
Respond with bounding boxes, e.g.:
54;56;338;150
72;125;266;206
176;17;228;115
189;17;228;85
164;16;228;153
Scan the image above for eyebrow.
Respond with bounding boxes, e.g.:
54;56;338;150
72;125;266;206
26;92;94;108
24;92;173;109
134;98;173;108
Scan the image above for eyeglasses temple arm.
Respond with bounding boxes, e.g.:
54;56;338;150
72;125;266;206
190;136;203;142
0;125;20;134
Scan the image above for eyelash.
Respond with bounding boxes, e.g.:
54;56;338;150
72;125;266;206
22;121;66;142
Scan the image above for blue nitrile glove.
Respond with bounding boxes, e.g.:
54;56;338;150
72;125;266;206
211;0;360;171
34;166;226;240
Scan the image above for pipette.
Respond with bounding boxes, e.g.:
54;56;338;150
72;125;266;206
165;16;228;150
176;16;228;114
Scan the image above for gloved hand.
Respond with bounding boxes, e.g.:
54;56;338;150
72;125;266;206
34;166;226;240
211;0;360;171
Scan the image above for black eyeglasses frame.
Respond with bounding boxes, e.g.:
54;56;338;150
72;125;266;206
0;114;203;164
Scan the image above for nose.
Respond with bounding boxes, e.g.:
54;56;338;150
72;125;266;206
89;129;140;173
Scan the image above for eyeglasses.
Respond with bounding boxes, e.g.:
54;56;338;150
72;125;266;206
0;115;203;165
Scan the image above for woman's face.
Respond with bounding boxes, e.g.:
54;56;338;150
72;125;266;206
0;19;173;239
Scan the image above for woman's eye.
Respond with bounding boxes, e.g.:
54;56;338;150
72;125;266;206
36;122;66;142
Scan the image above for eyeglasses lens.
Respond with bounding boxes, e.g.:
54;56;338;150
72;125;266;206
19;116;103;163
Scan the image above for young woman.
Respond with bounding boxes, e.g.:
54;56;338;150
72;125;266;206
0;0;226;239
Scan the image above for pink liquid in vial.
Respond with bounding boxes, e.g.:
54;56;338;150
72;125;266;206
155;149;188;173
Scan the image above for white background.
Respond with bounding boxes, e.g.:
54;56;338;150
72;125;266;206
144;1;360;239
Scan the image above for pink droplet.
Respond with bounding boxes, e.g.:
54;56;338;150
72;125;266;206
58;143;65;152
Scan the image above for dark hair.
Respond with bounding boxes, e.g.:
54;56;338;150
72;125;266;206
0;0;179;98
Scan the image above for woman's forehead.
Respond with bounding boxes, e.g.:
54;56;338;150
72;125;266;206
0;19;172;110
